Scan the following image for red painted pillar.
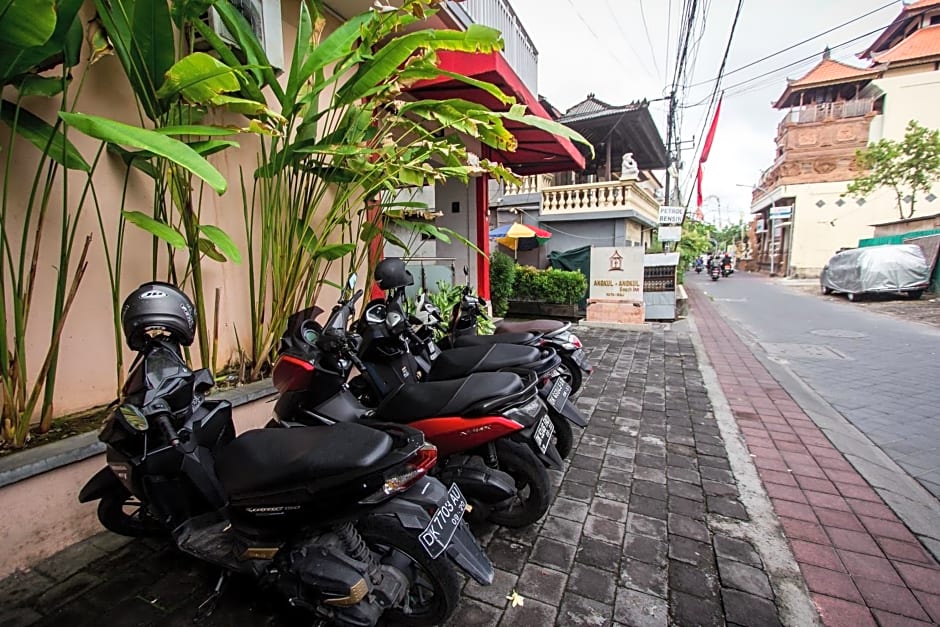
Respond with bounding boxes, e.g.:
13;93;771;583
366;199;385;299
475;172;491;299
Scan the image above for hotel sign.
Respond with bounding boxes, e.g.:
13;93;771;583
590;246;644;302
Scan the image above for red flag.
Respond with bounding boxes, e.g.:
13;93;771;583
700;96;723;163
696;96;723;209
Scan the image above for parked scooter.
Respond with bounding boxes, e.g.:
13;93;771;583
432;267;593;394
271;278;560;528
79;282;493;626
352;260;587;459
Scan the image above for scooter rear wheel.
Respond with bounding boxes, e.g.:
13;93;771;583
557;354;584;396
486;440;552;528
357;516;459;626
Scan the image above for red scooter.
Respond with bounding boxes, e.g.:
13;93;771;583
270;283;559;528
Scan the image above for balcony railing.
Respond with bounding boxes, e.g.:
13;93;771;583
541;180;660;223
501;173;555;197
444;0;538;94
779;98;875;129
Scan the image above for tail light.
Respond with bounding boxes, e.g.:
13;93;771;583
272;355;315;393
359;443;438;504
568;334;583;349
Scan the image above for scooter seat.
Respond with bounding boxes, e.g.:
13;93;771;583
497;319;567;335
427;344;542;381
215;423;393;496
451;332;539;347
376;372;524;421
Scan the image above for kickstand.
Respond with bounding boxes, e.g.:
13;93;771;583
193;571;229;623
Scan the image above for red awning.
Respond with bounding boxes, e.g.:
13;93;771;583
406;51;586;175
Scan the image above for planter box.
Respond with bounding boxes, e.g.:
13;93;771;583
0;381;275;578
506;300;581;319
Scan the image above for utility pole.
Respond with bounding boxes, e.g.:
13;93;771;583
663;90;676;253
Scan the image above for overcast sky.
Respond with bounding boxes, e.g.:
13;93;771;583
509;0;900;226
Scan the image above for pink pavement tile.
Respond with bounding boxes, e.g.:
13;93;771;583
764;482;809;503
753;456;790;472
815;454;856;471
781;451;823;469
760;468;799;487
804;491;852;512
836;483;883;503
795;475;841;495
773;498;819;523
802;563;864;603
876;537;934;565
827;528;885;557
871;610;936;626
789;463;830;480
825;468;870;487
859;516;918;543
815;508;866;532
780;516;830;544
813;593;877;627
838;550;905;585
854;578;931;621
913;590;940;623
771;431;802;444
791;539;846;571
847;498;899;521
777;439;810;453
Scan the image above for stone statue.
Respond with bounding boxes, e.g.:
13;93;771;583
620;152;639;180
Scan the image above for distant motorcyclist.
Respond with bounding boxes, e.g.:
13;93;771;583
721;252;733;277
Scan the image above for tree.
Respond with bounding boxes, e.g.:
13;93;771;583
677;220;715;282
846;120;940;220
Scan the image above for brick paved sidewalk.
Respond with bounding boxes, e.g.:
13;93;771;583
0;326;795;627
687;284;940;626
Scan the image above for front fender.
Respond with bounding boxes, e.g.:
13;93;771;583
368;477;494;585
78;467;125;503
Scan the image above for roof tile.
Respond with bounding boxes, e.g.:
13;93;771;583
789;59;879;88
873;24;940;64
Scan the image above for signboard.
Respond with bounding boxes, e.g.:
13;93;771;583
658;206;685;225
769;205;793;220
658;226;682;242
755;219;766;234
590;246;644;302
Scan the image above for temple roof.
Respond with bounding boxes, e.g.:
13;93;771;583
861;0;940;59
773;57;879;108
872;24;940;65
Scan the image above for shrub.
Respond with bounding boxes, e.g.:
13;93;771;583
512;266;588;305
489;251;517;316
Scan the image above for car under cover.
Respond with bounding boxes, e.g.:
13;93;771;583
820;244;930;295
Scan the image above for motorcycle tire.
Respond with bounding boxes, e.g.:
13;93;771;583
97;490;165;538
557;354;584;396
357;516;459;627
486;439;552;528
547;410;574;459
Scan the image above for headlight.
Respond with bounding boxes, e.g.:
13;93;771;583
503;396;544;427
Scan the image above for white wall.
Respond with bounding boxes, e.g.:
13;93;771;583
432;178;478;280
872;68;940;141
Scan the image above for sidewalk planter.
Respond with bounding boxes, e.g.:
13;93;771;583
506;300;581;319
0;381;275;578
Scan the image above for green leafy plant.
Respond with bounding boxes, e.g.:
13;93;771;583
489;251;517;316
227;0;591;379
846;120;940;220
0;0;98;447
677;220;715;284
426;281;493;335
512;266;587;305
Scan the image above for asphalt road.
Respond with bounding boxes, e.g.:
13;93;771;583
686;270;940;502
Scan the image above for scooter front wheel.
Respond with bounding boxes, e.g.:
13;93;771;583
97;490;165;538
357;516;459;626
486;439;552;528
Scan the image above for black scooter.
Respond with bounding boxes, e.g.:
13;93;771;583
80;298;492;626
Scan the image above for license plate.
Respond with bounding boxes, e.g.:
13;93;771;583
546;377;571;411
533;413;555;454
419;484;466;558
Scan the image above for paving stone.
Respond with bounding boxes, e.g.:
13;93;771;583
571;454;604;472
583;515;625;545
631;480;667;502
541;515;583;545
32;539;107;581
622;533;667;567
667;495;706;520
464;568;518;609
0;607;43;627
529;537;576;573
717;557;774;599
567;467;601;486
558;592;614;627
619;559;668;598
515;564;568;606
667;513;710;543
713;535;762;567
575;536;620;572
633;466;666;485
560;480;594;503
722;587;783;627
567;563;617;603
0;569;55;607
668;535;713;567
668;479;705;502
706;495;749;520
595;480;631;502
599;466;633;485
446;598;502;626
496;597;557;627
626;513;667;541
34;572;102;611
486;538;531;574
590;498;629;522
550;497;590;523
603;454;634;471
669;589;724;627
669;559;719;599
614;587;668;626
629;495;667;520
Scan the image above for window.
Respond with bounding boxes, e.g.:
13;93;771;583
208;0;284;71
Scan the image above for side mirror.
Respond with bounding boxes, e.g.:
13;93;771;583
118;404;149;432
463;265;469;277
348;273;358;290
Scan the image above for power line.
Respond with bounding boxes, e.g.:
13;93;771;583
689;0;896;90
565;0;658;83
604;0;661;83
638;0;663;80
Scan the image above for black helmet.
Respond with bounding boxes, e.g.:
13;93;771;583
121;282;197;351
374;258;414;290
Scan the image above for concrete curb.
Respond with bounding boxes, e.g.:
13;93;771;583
687;314;821;627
